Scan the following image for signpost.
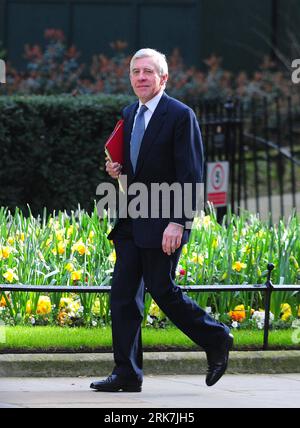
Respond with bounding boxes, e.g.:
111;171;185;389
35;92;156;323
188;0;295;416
206;161;229;208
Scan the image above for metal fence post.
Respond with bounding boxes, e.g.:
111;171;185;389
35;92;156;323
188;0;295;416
263;263;275;350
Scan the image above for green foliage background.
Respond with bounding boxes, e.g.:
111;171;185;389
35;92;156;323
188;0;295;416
0;94;134;215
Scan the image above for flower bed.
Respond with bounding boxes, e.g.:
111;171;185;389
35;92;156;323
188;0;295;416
0;205;299;330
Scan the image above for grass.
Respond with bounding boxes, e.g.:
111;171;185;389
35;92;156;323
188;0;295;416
0;326;299;352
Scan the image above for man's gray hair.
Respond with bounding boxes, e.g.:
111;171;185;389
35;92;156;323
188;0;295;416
130;48;168;76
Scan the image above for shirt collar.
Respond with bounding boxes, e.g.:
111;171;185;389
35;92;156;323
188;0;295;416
138;90;164;114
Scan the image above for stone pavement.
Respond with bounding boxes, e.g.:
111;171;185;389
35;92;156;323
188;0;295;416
0;374;299;408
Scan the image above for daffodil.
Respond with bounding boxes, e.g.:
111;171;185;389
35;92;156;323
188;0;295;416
232;261;247;272
7;237;14;245
36;296;52;315
55;229;65;241
65;262;75;272
280;303;292;321
53;242;66;255
71;239;90;256
67;225;74;238
88;230;95;241
71;269;83;281
181;245;188;255
190;252;204;265
203;215;211;228
3;269;19;283
108;250;116;263
0;246;12;259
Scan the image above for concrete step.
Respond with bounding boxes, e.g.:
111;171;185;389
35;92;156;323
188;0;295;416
0;351;299;377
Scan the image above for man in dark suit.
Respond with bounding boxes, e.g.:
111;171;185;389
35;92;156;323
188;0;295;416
91;48;233;392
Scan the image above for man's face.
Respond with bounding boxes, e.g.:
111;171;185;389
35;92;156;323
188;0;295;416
130;57;168;103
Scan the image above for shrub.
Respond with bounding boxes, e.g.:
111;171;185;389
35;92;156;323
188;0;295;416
0;94;134;215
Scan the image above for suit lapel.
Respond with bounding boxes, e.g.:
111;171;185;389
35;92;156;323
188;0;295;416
134;93;169;178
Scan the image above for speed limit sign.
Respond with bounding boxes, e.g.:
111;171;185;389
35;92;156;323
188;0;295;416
206;161;229;207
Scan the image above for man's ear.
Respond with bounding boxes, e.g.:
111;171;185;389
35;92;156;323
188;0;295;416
161;74;169;86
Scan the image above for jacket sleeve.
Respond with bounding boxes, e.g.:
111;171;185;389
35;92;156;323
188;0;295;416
170;108;204;229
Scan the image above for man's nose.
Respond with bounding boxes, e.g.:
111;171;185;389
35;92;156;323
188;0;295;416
137;72;147;79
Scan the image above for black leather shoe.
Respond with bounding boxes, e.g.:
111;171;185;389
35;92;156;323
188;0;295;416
90;374;142;392
205;333;234;387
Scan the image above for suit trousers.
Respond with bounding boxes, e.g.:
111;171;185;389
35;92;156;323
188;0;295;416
110;218;229;382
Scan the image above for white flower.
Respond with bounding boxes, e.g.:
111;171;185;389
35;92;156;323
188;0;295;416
92;320;97;327
231;321;239;329
205;306;212;314
147;315;153;325
292;319;300;329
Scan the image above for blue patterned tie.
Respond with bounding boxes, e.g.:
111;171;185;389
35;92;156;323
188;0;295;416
130;105;148;173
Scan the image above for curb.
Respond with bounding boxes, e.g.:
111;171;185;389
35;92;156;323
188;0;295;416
0;351;300;377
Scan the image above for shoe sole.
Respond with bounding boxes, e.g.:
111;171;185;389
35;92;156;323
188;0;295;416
90;385;142;393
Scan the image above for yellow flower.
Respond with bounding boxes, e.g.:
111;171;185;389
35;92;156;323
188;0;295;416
298;305;300;317
65;262;75;272
203;215;211;228
256;230;264;239
56;242;66;255
0;246;11;259
37;296;51;315
191;252;204;265
7;237;14;245
71;240;90;256
16;232;25;242
232;261;247;272
0;294;8;307
92;298;101;316
59;297;73;309
228;304;246;322
67;225;74;238
149;300;164;320
26;300;32;314
3;269;19;283
108;250;116;263
55;229;65;241
212;238;219;249
181;245;188;255
51;242;66;255
88;230;95;241
71;270;83;281
280;303;292;322
46;238;52;247
242;244;251;255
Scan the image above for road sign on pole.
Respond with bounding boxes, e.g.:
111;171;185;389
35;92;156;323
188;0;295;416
206;161;229;207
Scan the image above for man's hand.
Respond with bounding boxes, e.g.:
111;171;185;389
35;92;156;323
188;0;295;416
162;223;184;256
105;156;122;179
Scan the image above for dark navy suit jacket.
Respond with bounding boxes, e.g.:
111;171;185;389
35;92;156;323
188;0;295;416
107;92;204;248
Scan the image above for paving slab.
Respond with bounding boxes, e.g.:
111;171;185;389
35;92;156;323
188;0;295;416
0;375;299;408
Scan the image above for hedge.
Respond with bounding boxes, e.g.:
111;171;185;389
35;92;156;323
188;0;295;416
0;94;134;215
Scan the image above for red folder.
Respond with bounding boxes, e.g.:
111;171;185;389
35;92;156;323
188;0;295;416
105;119;124;165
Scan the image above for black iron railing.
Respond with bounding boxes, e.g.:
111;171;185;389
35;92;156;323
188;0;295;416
0;264;299;350
192;95;300;221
